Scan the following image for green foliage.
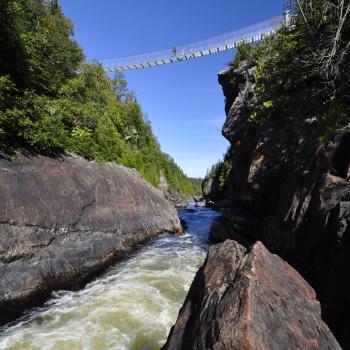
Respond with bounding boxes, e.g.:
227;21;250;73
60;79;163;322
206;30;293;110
0;0;199;196
186;177;202;194
229;0;350;138
230;42;257;69
112;72;128;102
0;0;83;93
317;101;347;142
219;159;232;189
0;75;17;111
203;147;233;193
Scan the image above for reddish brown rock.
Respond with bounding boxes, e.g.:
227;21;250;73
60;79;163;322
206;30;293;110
0;152;182;324
212;62;350;347
162;240;341;350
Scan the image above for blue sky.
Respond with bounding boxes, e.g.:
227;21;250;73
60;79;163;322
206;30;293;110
59;0;283;178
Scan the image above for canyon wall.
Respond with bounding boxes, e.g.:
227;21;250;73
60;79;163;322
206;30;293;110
204;62;350;347
0;152;182;324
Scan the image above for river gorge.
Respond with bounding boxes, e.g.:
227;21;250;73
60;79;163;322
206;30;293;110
0;207;218;350
1;1;349;347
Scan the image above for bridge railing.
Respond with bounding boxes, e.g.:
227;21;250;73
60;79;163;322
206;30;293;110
99;15;284;71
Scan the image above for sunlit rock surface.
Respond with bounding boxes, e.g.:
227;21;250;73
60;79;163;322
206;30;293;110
162;240;341;350
208;61;350;347
0;152;182;324
158;172;192;207
0;207;218;350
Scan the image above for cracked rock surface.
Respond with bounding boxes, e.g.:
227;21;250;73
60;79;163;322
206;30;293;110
0;152;182;324
162;240;341;350
211;62;350;347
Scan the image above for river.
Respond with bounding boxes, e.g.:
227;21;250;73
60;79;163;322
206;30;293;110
0;206;219;350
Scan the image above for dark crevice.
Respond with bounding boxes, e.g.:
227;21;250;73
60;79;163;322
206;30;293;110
332;133;350;179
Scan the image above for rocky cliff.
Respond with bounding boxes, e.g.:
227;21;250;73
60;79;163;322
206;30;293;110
158;173;193;207
207;62;350;347
0;152;182;324
162;240;341;350
201;156;231;210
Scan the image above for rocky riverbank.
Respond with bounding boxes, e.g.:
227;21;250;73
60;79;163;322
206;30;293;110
198;61;350;347
0;152;182;325
158;172;194;207
162;240;341;350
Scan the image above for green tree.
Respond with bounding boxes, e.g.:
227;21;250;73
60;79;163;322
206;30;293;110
0;0;201;196
112;72;128;101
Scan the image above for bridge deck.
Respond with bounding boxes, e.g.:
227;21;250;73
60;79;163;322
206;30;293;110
98;15;284;72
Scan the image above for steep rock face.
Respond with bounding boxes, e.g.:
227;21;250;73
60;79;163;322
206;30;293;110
215;63;350;347
158;172;192;207
162;240;341;350
0;152;182;324
202;177;219;201
202;171;230;209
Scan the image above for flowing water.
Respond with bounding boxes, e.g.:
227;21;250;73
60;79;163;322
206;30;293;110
0;206;219;350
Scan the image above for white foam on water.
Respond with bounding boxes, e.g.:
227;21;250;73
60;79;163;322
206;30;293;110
0;207;219;350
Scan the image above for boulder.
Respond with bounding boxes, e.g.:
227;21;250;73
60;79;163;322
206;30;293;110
162;240;341;350
0;152;182;324
193;195;204;203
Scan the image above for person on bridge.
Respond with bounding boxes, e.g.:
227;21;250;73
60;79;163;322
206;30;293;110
172;47;177;57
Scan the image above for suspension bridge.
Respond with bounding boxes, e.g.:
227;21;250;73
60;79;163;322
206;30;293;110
98;13;289;72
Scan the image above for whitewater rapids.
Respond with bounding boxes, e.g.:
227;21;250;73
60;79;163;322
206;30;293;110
0;207;218;350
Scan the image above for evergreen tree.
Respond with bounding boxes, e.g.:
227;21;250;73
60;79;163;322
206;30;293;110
0;0;201;195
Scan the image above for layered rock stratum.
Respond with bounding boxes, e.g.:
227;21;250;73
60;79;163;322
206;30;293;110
0;152;182;324
162;240;341;350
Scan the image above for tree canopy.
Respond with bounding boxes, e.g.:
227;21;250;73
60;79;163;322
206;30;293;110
0;0;201;195
230;0;350;141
